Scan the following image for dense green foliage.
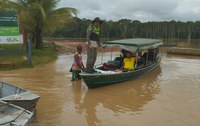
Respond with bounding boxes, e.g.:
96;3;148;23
0;0;77;49
53;18;200;41
31;43;58;66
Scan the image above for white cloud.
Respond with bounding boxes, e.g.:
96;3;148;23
58;0;200;22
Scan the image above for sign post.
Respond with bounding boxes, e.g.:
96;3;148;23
0;11;21;44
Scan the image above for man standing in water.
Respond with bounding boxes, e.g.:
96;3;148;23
85;17;102;73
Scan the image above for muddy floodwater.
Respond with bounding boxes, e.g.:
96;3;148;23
0;53;200;126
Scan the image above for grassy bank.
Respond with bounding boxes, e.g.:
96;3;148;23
0;42;59;70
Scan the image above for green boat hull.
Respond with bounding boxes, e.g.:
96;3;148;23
80;59;161;88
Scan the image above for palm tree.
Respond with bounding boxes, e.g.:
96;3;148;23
0;0;77;49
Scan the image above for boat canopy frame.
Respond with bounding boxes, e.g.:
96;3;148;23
103;38;163;53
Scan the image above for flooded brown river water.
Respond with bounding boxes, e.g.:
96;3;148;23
0;53;200;126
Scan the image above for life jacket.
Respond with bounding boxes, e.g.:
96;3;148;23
123;57;136;70
93;25;100;35
88;24;100;41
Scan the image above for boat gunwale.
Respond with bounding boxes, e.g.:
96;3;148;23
80;60;160;77
0;81;40;112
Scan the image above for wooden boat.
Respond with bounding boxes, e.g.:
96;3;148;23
0;100;33;126
0;82;40;112
80;38;163;88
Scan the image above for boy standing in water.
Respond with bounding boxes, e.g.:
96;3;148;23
71;45;85;81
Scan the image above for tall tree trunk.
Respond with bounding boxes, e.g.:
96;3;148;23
31;32;36;44
107;25;112;38
187;26;192;48
35;26;43;49
22;28;27;48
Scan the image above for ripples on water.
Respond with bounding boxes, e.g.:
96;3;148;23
0;54;200;126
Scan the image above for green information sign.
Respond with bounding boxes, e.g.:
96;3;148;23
0;11;21;44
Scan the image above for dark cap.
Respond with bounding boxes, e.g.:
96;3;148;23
92;17;103;24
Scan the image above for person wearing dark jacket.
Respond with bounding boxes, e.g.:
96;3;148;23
85;17;102;73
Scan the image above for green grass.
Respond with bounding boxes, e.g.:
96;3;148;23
0;42;59;70
31;43;58;66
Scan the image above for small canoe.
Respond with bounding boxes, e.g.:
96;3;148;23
80;38;163;88
0;101;33;126
0;82;40;112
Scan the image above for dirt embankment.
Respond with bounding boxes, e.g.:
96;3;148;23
55;41;120;54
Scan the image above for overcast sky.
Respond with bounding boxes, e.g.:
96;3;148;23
58;0;200;22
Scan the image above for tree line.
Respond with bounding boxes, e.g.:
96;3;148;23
1;0;199;48
53;18;200;45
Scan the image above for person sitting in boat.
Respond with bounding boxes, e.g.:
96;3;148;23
114;49;127;68
71;45;85;81
103;49;127;71
136;51;145;67
142;49;156;65
121;51;140;71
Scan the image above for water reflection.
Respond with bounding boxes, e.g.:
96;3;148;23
1;53;200;126
72;67;162;126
